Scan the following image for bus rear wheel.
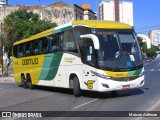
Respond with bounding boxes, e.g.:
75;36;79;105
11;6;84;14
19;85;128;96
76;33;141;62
20;75;26;87
26;75;34;89
73;76;81;97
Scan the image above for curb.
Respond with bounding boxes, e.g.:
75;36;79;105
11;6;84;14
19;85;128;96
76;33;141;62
0;77;14;82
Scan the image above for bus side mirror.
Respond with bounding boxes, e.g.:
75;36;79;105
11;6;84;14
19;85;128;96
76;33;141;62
80;34;99;50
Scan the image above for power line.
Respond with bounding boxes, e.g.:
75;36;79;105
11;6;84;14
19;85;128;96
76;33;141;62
135;25;160;30
136;27;160;34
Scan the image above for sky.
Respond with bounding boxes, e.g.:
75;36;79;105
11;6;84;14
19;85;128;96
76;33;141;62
8;0;160;34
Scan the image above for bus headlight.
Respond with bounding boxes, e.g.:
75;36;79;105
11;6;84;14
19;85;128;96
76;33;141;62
90;70;110;79
139;72;144;77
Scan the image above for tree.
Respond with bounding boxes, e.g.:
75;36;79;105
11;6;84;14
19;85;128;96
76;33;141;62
141;42;158;57
146;47;156;57
141;42;148;54
1;10;57;76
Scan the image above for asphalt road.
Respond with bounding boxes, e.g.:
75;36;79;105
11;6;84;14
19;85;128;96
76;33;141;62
0;59;160;120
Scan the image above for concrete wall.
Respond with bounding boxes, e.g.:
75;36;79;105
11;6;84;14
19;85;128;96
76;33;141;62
149;30;160;46
41;6;75;25
119;1;133;26
0;3;96;26
99;0;133;26
99;0;115;21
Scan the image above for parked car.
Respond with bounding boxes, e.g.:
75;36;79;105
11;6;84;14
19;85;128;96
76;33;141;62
144;57;152;62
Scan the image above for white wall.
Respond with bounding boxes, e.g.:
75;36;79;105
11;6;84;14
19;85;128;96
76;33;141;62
0;0;7;6
151;30;160;46
99;0;133;26
119;1;133;26
103;1;115;21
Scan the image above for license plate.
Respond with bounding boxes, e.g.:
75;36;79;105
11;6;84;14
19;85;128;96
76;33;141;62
122;85;130;89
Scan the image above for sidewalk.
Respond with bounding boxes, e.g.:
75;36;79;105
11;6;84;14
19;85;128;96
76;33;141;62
0;76;14;82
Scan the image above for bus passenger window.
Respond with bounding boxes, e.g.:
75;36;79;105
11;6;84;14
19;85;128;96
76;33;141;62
26;43;30;56
63;29;78;53
41;38;48;54
13;46;18;57
34;44;38;54
18;44;25;57
42;47;47;53
52;41;59;52
48;34;61;53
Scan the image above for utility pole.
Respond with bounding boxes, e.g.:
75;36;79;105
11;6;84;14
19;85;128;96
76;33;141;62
96;0;99;20
0;21;3;77
38;0;41;18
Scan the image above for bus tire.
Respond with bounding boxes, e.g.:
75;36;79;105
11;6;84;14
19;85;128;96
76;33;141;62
73;76;81;97
23;75;28;89
69;78;73;89
20;75;26;87
26;75;34;89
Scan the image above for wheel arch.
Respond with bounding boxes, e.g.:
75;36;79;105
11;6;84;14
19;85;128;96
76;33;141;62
69;72;82;89
21;73;25;79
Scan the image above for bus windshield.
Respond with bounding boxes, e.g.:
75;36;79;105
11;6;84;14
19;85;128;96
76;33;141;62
94;29;143;71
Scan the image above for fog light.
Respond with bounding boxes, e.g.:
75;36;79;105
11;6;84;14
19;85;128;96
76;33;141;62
102;83;109;88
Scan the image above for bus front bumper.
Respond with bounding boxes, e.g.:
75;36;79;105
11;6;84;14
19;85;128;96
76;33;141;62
98;75;145;92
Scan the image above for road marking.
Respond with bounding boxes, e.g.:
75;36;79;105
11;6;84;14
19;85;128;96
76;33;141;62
150;69;154;71
158;69;160;71
144;60;154;66
73;98;99;110
136;100;160;120
148;100;160;111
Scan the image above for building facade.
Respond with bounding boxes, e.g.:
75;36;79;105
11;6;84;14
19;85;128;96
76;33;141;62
0;3;96;68
0;0;7;7
149;30;160;47
0;2;96;26
0;2;96;75
99;0;133;26
82;4;97;20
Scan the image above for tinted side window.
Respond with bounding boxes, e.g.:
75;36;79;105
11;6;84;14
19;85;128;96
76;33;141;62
41;37;48;54
63;29;78;53
25;42;31;56
31;40;39;55
18;44;25;57
48;34;61;53
13;45;18;57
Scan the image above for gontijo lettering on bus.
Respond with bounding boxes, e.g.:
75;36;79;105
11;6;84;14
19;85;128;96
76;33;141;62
22;58;38;65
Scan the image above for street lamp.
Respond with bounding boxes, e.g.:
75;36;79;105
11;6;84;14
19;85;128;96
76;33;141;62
0;21;3;77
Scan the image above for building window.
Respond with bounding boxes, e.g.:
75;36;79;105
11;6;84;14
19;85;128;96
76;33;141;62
76;14;78;20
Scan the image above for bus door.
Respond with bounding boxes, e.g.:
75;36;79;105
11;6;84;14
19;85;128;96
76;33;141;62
81;38;97;90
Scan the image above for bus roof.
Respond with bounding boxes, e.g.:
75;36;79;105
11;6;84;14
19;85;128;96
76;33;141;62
14;20;132;45
72;20;132;29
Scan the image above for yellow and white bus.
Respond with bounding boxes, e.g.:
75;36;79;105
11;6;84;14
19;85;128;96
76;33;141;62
13;20;144;96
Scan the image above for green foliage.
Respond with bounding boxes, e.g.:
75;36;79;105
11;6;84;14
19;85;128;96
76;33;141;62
146;47;157;57
141;42;158;57
1;10;57;58
141;42;147;53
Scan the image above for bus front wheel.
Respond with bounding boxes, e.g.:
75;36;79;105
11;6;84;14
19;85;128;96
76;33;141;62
73;76;81;97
